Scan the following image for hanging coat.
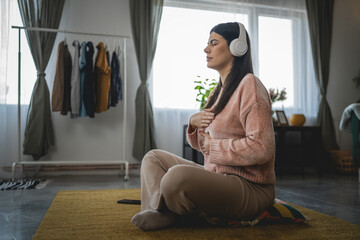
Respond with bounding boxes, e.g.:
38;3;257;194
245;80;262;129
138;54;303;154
79;41;88;117
109;50;122;107
106;50;112;109
83;41;95;117
95;42;111;113
71;40;81;118
52;40;72;115
116;50;123;101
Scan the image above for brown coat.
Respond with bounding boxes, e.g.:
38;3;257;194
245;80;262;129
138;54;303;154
52;41;72;115
95;42;111;113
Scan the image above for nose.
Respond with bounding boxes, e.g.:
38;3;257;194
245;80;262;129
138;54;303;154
204;45;209;53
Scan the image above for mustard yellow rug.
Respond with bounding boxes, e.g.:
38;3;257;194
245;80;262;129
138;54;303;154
33;188;360;240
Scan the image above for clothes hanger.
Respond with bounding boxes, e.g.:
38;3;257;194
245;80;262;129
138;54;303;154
105;38;109;50
117;39;122;56
113;39;117;53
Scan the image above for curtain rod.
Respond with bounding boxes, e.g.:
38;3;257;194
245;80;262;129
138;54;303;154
12;26;130;38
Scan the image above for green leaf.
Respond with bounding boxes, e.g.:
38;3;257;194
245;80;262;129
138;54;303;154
194;76;219;110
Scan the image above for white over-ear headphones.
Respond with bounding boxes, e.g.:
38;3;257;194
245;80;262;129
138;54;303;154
229;22;248;57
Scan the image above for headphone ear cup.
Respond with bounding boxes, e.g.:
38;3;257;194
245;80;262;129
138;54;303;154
229;22;248;57
229;38;248;57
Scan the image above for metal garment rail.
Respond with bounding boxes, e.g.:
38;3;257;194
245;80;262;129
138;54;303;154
11;26;130;181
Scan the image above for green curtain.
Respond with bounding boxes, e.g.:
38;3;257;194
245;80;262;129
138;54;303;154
129;0;163;160
306;0;338;150
18;0;65;160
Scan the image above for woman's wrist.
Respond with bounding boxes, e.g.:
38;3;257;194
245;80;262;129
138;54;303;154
188;117;197;132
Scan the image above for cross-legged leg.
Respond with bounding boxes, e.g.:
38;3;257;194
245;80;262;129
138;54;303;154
132;149;201;231
160;165;274;220
132;149;274;231
139;149;202;211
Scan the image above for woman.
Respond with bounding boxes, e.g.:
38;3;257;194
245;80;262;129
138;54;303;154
131;22;276;231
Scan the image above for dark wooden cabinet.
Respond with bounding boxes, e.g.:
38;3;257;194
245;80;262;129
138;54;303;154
183;125;204;164
183;124;323;174
274;125;322;175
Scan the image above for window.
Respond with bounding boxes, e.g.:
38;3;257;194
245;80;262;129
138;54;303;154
153;6;248;109
5;4;36;105
258;16;294;108
153;1;317;118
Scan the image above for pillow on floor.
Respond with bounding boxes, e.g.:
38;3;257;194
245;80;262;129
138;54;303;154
200;199;307;227
255;199;307;224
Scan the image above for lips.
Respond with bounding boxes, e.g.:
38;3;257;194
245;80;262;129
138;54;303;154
206;57;212;62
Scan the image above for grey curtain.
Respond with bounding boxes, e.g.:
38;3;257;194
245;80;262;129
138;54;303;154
18;0;65;159
306;0;338;150
130;0;163;160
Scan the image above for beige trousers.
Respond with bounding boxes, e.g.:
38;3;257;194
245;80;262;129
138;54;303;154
140;149;275;220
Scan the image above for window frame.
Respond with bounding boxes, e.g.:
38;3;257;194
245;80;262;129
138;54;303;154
154;0;315;115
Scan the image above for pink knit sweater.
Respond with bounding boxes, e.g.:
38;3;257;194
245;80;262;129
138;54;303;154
187;74;276;184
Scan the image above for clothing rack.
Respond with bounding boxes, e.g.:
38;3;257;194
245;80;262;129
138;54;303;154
11;26;131;181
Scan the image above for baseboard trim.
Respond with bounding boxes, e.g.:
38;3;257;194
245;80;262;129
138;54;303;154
3;163;141;172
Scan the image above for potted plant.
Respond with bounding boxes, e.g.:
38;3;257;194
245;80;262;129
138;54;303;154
194;76;218;109
268;88;287;105
268;88;287;124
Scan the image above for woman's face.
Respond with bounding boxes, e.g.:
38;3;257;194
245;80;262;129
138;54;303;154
204;32;234;72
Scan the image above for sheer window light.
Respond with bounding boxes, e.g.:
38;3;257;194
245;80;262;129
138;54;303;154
153;6;248;109
258;16;293;108
6;4;36;105
153;3;317;118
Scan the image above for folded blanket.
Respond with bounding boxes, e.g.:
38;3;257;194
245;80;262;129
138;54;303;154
339;103;360;132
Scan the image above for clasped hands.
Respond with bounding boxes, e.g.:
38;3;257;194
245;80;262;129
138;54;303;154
189;109;214;155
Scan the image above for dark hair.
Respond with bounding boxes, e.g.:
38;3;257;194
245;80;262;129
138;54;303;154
204;22;254;115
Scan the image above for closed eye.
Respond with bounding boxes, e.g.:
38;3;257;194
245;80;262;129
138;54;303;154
208;39;218;46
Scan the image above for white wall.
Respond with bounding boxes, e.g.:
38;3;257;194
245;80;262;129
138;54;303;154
328;0;360;150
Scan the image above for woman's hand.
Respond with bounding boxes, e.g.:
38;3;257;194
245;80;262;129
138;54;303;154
189;109;215;129
199;131;211;155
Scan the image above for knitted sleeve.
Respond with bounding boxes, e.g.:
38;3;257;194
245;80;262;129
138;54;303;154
186;122;201;151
